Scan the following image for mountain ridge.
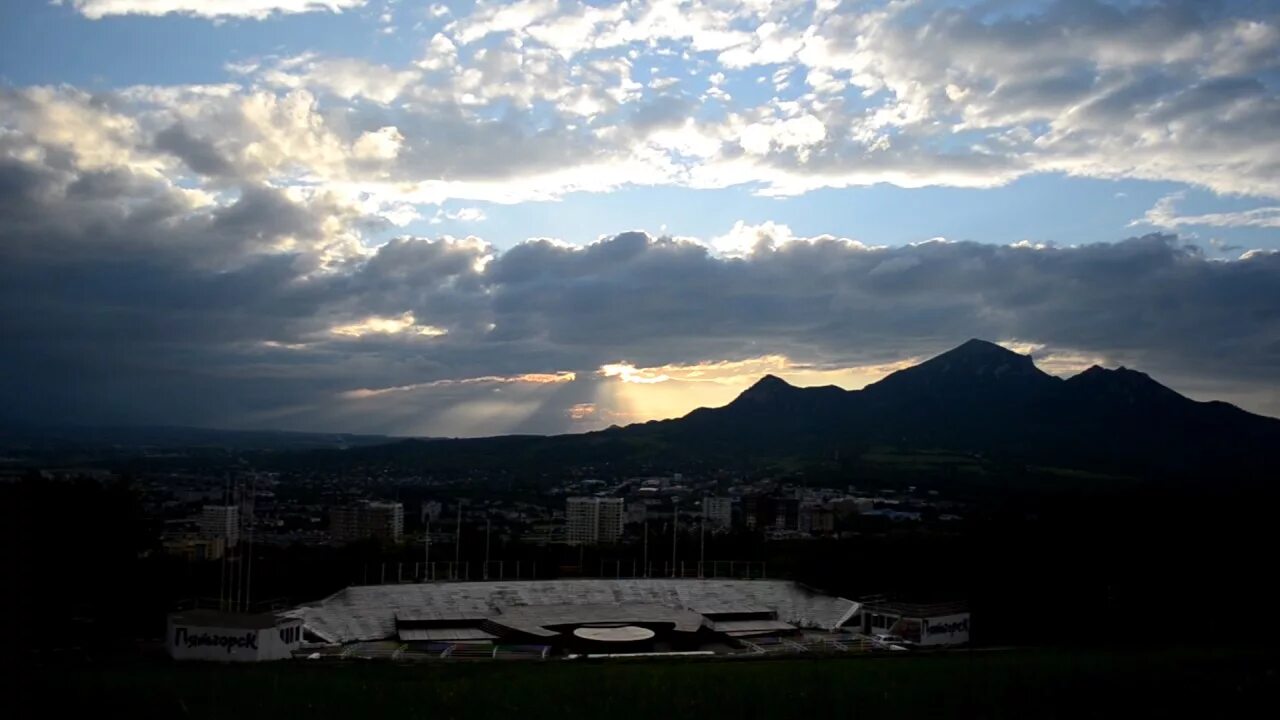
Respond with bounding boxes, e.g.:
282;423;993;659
16;341;1272;480
296;339;1277;480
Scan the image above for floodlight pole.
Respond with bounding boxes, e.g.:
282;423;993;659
245;472;256;610
672;499;679;578
455;501;463;565
643;519;648;577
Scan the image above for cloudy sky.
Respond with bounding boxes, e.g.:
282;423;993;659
1;0;1279;436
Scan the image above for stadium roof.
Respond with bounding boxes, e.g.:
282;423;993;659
168;610;293;630
859;599;969;617
495;603;705;637
293;579;857;644
397;627;498;642
710;619;798;637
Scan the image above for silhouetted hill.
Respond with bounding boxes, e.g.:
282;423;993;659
0;424;399;454
287;339;1280;480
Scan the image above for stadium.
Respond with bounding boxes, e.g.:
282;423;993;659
165;578;969;661
273;578;967;660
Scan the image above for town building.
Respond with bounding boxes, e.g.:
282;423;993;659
703;496;733;528
420;500;443;523
163;534;226;562
566;497;624;544
856;599;971;646
166;610;303;662
743;495;799;531
330;501;405;544
200;505;240;548
800;504;836;534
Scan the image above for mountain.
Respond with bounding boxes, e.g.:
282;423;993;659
287;339;1280;479
867;338;1056;396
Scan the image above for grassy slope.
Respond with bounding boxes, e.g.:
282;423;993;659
29;647;1279;720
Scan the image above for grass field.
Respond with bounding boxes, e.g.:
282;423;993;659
22;646;1278;719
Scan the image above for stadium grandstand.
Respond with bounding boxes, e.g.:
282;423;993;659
288;578;873;659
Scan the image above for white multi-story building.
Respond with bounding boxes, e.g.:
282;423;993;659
566;497;624;545
368;501;405;543
200;505;240;548
703;497;732;528
566;497;597;545
597;498;624;544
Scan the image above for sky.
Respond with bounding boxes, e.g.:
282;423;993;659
1;0;1279;436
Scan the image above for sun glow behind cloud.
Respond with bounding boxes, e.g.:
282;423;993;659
329;353;924;436
336;370;579;436
328;312;447;338
589;354;919;429
341;371;577;399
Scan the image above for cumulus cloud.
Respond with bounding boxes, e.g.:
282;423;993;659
16;1;1280;209
4;112;1280;434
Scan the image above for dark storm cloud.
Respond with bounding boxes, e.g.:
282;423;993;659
2;138;1280;432
490;234;1280;383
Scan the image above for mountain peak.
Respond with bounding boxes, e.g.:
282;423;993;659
747;373;793;392
946;338;1023;358
732;374;797;405
1067;364;1183;403
913;338;1042;378
862;338;1054;398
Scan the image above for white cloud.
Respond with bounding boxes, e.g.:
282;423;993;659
430;207;487;224
739;114;826;157
22;0;1280;211
1139;193;1280;230
718;21;804;68
452;0;561;44
352;126;405;161
259;56;421;103
711;220;798;256
418;33;459;71
65;0;366;20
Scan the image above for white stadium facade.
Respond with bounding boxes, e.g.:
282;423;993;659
167;579;969;661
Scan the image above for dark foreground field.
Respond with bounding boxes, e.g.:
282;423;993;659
22;647;1278;719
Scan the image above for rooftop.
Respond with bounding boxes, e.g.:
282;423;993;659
860;598;969;618
168;609;293;630
495;603;705;637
